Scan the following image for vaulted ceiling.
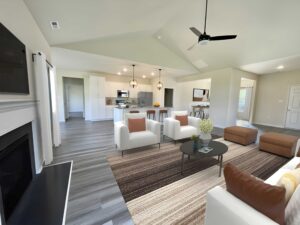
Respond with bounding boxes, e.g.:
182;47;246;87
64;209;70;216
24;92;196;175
24;0;300;76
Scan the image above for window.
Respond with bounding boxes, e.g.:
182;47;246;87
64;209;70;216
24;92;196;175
238;88;246;112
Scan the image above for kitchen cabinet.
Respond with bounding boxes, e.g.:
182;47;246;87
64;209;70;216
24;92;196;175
89;76;106;121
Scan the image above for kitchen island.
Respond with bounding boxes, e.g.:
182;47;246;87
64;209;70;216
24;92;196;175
113;107;172;123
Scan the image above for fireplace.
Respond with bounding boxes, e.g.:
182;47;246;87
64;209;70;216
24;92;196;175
0;123;36;224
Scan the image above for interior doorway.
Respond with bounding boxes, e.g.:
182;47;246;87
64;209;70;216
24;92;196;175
237;78;256;126
63;77;85;120
164;88;174;107
285;85;300;129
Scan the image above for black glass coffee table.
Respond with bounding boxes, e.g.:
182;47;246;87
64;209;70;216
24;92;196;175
180;140;228;177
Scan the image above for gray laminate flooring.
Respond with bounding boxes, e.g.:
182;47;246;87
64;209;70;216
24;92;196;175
53;118;133;225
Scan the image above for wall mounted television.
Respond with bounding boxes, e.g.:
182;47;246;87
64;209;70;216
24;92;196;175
0;23;29;94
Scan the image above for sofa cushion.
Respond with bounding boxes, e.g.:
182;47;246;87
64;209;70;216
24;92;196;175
129;131;157;148
128;118;146;133
285;185;300;225
224;163;286;225
175;115;188;126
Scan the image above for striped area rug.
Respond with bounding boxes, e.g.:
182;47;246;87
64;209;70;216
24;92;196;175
107;139;288;225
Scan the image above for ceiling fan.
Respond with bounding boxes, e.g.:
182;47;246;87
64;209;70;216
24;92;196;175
188;0;237;50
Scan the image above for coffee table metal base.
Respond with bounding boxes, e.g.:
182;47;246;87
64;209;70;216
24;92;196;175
181;153;224;177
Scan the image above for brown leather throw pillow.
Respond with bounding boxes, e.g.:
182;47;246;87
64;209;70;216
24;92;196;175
296;163;300;169
224;163;286;225
175;115;188;126
128;118;146;133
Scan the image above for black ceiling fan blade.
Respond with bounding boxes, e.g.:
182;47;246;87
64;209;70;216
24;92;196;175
190;27;202;37
210;35;237;41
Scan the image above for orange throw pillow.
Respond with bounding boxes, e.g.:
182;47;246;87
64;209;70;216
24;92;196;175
128;118;146;133
175;115;188;126
224;163;286;225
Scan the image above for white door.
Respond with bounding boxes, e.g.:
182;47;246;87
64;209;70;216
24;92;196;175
286;85;300;129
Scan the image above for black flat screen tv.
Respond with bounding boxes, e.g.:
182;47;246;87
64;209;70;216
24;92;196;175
0;23;29;94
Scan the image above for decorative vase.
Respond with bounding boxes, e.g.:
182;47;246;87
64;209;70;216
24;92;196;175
193;139;199;150
200;133;212;147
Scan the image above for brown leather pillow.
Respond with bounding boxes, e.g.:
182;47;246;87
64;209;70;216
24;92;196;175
175;115;188;126
296;163;300;169
128;118;146;133
224;163;286;225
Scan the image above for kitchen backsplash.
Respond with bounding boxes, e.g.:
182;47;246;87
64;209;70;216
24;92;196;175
106;97;138;105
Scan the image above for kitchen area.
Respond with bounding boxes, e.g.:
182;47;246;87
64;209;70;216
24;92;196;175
107;90;169;122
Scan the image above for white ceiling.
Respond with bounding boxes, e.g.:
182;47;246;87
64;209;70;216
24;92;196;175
51;47;193;78
24;0;300;76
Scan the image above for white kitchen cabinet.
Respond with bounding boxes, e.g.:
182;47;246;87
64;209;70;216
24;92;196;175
105;106;115;120
89;76;106;121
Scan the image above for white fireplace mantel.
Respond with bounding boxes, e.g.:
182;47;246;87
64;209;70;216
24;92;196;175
0;99;44;173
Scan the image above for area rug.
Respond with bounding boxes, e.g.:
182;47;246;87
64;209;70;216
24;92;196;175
122;139;288;225
107;143;219;202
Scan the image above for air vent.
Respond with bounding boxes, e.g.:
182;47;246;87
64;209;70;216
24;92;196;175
50;21;60;30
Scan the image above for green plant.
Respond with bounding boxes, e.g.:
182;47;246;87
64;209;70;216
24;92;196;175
191;135;199;141
199;119;213;134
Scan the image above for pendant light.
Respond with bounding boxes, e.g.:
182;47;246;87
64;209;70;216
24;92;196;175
157;68;163;90
129;64;138;88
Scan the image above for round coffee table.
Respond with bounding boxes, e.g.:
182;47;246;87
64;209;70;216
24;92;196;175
180;140;228;177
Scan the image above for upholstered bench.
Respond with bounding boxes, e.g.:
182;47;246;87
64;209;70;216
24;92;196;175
259;132;298;158
224;126;258;146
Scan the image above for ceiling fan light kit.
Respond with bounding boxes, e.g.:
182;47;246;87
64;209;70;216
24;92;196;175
188;0;237;50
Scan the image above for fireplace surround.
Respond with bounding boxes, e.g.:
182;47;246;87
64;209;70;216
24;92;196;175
0;122;36;224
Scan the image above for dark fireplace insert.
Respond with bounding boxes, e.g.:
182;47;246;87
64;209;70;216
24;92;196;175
0;123;36;224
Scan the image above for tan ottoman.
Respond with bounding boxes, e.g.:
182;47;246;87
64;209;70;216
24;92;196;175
224;126;258;146
259;132;298;158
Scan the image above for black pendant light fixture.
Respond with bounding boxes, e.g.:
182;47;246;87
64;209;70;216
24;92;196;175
129;64;138;88
157;68;163;90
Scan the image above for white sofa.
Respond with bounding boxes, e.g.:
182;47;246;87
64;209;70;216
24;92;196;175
163;111;200;142
205;139;300;225
114;113;161;156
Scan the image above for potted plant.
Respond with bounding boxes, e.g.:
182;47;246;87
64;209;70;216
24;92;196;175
199;119;213;147
191;134;199;150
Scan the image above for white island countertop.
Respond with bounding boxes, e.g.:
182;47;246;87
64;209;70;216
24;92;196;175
113;107;172;122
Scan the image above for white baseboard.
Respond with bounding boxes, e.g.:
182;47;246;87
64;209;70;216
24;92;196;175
252;122;284;128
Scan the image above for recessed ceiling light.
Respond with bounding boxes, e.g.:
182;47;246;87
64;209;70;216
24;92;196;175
151;72;155;76
276;65;284;70
117;72;122;75
157;35;162;40
142;75;146;79
123;68;128;72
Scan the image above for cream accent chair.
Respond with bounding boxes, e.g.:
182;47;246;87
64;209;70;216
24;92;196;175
163;111;200;143
204;138;300;225
114;113;161;156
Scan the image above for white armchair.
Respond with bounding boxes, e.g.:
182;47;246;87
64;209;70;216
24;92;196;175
114;113;161;156
163;111;200;142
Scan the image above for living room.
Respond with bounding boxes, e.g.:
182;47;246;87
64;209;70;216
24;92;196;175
0;0;300;225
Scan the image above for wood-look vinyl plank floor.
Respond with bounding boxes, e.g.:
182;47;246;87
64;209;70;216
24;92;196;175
53;118;133;225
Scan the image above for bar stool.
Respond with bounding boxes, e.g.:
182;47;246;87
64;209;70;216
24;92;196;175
147;110;156;120
130;110;140;113
159;109;168;122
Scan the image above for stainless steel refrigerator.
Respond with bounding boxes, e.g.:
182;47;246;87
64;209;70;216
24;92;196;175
138;92;153;107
